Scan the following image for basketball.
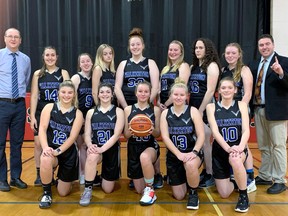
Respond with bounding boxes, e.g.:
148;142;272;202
129;114;153;137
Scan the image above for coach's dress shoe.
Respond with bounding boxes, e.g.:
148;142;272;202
0;181;10;192
267;183;287;194
10;178;28;189
255;176;273;185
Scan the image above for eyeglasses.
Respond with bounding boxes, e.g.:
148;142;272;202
5;35;21;40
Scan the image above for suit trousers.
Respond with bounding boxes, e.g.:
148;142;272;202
254;107;287;183
0;99;26;181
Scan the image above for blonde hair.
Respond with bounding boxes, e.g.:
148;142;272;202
170;78;188;95
94;44;116;73
223;42;244;82
58;80;78;108
161;40;185;75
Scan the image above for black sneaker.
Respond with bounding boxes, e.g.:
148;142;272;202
200;169;207;182
187;190;199;210
235;194;249;213
93;174;102;187
39;193;52;209
153;173;163;189
199;174;215;188
129;179;134;188
34;176;42;187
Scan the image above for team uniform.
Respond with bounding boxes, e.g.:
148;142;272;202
35;68;64;134
122;58;151;106
160;68;179;106
47;102;79;182
212;101;247;179
127;104;159;179
76;73;94;118
221;67;244;101
165;105;204;186
90;105;120;181
189;66;212;123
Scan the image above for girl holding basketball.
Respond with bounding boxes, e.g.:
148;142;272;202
124;81;161;206
160;79;205;210
79;83;124;206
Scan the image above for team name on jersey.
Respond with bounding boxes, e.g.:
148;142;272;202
49;120;72;132
91;122;116;130
79;88;92;95
39;82;60;89
216;118;242;127
190;73;206;81
168;126;193;134
124;71;149;78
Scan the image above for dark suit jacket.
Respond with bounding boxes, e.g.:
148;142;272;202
249;53;288;120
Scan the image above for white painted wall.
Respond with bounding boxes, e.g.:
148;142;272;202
271;0;288;56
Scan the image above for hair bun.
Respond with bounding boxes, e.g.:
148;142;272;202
129;27;143;38
174;77;185;84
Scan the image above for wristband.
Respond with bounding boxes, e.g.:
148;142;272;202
192;149;199;156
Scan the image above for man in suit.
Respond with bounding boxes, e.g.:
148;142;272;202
249;34;288;194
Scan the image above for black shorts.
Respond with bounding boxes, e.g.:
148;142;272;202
212;143;248;179
100;142;121;181
33;109;42;136
127;139;160;179
166;149;204;186
54;144;79;182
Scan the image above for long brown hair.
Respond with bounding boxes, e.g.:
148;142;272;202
38;46;58;78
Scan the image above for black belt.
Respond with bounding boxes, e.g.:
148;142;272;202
254;104;265;108
0;97;25;103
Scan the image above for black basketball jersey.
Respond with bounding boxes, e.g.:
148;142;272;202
90;105;118;146
213;101;242;147
47;102;77;148
166;105;196;153
189;66;207;104
127;104;155;145
221;66;244;101
37;68;63;110
100;69;115;87
122;58;151;105
160;68;179;104
77;73;94;117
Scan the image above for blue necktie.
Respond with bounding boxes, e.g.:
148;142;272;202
11;53;19;98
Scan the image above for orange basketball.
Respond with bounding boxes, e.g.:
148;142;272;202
129;114;153;137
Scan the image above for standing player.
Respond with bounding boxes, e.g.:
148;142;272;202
158;40;190;111
38;80;83;208
92;44;116;105
160;79;205;210
124;81;161;205
189;38;220;188
71;53;94;185
79;83;124;206
30;46;70;186
207;77;250;213
114;27;159;108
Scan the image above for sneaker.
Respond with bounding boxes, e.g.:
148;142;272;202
34;176;42;187
139;187;157;206
153;173;163;189
247;179;257;193
39;193;52;209
187;190;199;210
79;186;92;206
200;169;207;182
235;194;249;213
79;175;85;185
129;179;135;188
199;174;215;188
93;173;102;187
